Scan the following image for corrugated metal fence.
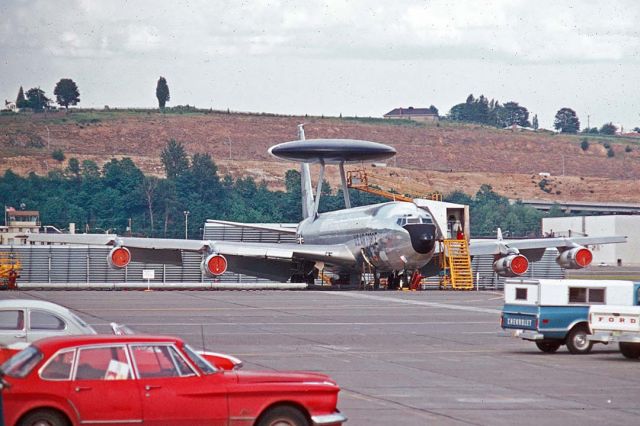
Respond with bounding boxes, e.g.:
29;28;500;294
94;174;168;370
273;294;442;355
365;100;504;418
2;223;564;289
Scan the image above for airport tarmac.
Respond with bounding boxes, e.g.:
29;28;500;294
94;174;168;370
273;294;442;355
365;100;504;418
4;289;639;426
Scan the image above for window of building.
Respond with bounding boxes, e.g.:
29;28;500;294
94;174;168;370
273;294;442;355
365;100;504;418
30;311;66;330
515;288;528;300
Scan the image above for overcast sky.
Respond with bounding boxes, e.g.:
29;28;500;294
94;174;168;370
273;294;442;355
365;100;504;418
2;0;639;129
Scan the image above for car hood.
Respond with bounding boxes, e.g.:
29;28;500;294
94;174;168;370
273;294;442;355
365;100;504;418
235;370;336;386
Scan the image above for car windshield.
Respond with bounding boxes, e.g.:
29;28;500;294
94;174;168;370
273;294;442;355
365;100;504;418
1;346;43;378
183;344;218;375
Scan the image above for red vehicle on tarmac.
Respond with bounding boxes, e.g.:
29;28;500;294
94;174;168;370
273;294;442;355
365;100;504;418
0;334;346;426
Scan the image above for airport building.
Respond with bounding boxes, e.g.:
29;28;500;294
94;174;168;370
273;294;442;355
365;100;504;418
543;215;640;266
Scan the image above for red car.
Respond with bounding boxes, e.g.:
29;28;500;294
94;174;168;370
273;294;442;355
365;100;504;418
1;334;346;426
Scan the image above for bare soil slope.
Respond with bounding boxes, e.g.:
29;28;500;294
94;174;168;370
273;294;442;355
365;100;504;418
1;110;639;202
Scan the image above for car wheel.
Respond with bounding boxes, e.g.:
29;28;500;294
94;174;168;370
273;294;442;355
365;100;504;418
619;342;640;359
18;409;69;426
566;325;593;355
257;406;309;426
535;340;561;353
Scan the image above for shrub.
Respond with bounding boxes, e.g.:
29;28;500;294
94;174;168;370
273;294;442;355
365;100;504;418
625;145;632;153
607;148;615;158
580;139;589;151
52;149;65;162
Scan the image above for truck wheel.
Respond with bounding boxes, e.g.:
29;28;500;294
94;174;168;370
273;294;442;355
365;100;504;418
619;343;640;359
535;340;561;353
566;325;593;355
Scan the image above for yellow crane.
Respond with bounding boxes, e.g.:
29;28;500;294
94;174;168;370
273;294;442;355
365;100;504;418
346;169;442;202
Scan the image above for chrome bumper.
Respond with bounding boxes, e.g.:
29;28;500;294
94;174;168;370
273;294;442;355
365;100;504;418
498;329;544;340
589;331;640;344
311;412;347;425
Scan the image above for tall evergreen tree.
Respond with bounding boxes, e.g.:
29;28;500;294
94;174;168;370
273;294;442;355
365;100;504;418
16;86;27;108
161;139;189;179
53;78;80;109
532;114;539;130
156;77;170;110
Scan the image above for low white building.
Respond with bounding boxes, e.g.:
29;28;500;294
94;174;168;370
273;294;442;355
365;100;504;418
543;215;639;266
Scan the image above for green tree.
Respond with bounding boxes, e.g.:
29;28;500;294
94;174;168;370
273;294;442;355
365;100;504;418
599;122;617;135
25;87;50;111
156;76;170;110
497;102;530;127
532;114;539;130
553;108;580;133
66;158;80;177
161;139;189;179
16;86;27;108
53;78;80;109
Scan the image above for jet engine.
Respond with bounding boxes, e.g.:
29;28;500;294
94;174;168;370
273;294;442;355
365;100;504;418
493;254;529;277
107;247;131;269
556;246;593;269
201;254;228;277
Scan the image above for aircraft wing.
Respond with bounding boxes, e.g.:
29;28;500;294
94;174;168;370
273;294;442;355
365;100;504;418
26;233;356;281
206;220;298;235
469;235;627;257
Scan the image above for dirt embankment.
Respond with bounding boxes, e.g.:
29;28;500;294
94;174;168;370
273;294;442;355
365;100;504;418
1;111;639;202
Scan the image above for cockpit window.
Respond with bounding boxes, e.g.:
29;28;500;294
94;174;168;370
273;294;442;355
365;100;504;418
396;215;433;226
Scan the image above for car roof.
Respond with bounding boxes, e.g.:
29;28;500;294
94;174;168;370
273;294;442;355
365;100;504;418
0;299;73;314
33;334;185;354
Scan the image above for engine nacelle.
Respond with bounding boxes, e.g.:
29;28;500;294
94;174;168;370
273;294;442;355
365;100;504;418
107;247;131;269
556;246;593;269
493;254;529;277
201;254;228;277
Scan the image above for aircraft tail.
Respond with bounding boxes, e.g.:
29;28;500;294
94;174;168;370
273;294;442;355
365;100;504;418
298;124;314;219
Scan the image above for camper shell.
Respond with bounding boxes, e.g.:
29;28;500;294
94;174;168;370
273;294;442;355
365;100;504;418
501;279;640;354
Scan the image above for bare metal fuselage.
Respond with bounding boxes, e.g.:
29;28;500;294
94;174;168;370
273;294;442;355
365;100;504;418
298;201;441;274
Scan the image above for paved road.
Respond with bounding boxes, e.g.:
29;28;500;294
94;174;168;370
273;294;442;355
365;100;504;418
4;290;639;425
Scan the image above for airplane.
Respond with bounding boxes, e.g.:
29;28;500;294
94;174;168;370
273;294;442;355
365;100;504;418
28;125;626;288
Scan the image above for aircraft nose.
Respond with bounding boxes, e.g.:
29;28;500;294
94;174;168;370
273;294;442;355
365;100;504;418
403;223;437;254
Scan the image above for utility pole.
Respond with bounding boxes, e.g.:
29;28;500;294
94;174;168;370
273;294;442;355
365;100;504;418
183;210;190;239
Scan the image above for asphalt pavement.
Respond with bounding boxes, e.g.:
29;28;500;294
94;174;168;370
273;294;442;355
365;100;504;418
4;289;639;426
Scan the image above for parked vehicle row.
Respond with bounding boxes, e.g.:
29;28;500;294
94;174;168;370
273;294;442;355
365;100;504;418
1;300;346;426
501;279;640;359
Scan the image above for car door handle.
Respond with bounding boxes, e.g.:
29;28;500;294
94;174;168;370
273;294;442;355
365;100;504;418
145;385;161;391
14;333;26;338
75;386;92;392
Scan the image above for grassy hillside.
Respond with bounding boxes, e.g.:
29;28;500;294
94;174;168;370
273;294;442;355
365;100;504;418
1;109;639;202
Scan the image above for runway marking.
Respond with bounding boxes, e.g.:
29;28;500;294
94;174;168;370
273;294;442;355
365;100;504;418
322;292;501;314
99;321;496;327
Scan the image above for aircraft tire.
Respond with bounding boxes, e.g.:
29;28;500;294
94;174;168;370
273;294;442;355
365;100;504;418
619;342;640;359
566;325;593;355
535;340;561;353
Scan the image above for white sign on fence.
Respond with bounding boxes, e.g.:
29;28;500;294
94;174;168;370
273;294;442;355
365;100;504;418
142;269;155;280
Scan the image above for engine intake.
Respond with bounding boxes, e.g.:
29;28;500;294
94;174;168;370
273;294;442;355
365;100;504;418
201;254;228;277
493;254;529;277
556;246;592;269
107;247;131;269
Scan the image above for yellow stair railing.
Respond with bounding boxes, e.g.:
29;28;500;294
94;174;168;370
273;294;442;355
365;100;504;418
439;240;473;290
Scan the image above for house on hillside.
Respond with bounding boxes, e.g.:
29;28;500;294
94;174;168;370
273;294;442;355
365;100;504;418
383;107;438;123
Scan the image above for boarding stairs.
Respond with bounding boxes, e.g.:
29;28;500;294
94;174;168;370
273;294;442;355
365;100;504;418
438;239;473;290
